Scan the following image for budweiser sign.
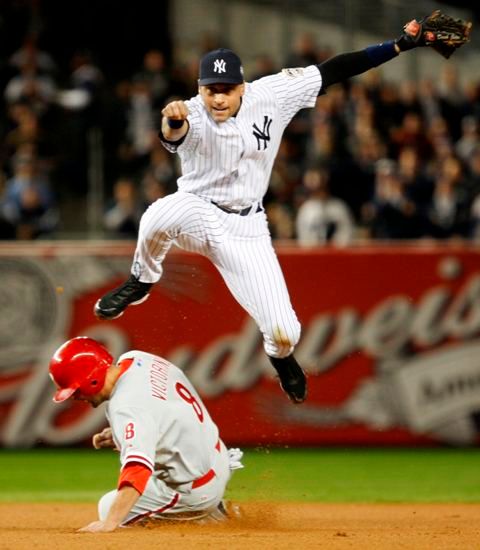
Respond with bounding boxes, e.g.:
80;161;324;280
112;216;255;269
1;244;479;447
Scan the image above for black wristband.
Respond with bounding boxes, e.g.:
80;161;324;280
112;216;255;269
167;118;184;129
395;34;417;52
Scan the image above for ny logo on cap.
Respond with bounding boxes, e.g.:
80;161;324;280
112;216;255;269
213;59;226;73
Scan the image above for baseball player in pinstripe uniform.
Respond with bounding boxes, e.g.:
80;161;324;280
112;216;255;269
95;21;435;404
49;337;244;532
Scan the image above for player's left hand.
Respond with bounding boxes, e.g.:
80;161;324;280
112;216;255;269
77;520;117;533
396;10;472;58
162;100;189;121
92;427;117;450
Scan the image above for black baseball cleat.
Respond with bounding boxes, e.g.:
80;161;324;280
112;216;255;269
268;354;307;404
94;275;153;320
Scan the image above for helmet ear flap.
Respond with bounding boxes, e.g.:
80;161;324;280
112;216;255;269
78;365;109;397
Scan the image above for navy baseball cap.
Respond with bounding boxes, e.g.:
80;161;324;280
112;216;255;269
198;48;244;85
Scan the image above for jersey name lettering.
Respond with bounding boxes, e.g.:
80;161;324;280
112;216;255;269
150;359;169;400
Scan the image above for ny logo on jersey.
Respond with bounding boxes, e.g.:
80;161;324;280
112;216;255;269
252;116;273;150
213;59;226;73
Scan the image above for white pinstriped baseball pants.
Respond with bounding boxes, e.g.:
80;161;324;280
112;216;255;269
132;191;300;358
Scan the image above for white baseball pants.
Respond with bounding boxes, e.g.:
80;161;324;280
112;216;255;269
132;191;300;358
98;440;231;524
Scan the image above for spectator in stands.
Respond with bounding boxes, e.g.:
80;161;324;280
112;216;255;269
117;77;156;176
104;177;142;238
375;81;405;140
362;158;423;239
197;31;223;55
351;96;377;146
102;80;131;185
465;146;480;202
463;80;480;122
305;119;337;167
127;76;156;158
439;155;470;202
397;146;433;211
296;166;355;246
133;49;171;110
285;32;321;67
348;130;387;219
140;172;167;209
4;57;57;116
0;153;57;239
398;80;422;118
437;64;467;141
251;54;277;81
9;34;56;75
266;202;295;240
146;142;177;194
69;50;104;101
427;115;453;157
268;139;302;213
422;154;469;239
456;116;480;163
418;78;442;127
3;106;54;170
390;111;431;160
426;176;470;239
2;7;480;243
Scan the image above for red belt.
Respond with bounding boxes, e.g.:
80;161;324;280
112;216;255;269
191;440;221;489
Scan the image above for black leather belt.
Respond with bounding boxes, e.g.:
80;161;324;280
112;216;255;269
211;201;263;216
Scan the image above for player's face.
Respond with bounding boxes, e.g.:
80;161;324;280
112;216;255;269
72;390;104;408
199;83;245;122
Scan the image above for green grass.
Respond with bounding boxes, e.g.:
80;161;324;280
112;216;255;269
1;448;479;503
227;448;480;503
0;449;119;502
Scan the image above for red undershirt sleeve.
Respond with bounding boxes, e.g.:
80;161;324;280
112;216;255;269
117;462;152;494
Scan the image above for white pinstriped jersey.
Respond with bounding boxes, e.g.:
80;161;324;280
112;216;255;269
106;351;219;487
162;65;322;209
133;65;322;359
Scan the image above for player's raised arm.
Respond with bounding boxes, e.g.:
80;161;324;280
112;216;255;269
317;11;471;93
161;100;190;141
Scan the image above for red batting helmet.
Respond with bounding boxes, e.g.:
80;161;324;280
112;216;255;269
49;337;113;403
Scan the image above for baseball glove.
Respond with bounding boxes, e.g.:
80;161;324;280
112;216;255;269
398;10;472;59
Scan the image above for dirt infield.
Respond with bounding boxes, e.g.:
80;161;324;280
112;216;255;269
1;502;479;549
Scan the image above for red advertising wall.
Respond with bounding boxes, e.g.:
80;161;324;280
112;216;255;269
1;242;480;447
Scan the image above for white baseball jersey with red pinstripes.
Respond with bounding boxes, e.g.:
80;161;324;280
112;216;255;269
133;66;322;358
107;351;220;486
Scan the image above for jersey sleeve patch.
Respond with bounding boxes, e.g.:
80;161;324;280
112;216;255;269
282;67;305;78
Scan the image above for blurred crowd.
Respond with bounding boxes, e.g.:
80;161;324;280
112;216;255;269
1;30;480;244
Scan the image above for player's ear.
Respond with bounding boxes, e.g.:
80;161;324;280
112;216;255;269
239;83;245;96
